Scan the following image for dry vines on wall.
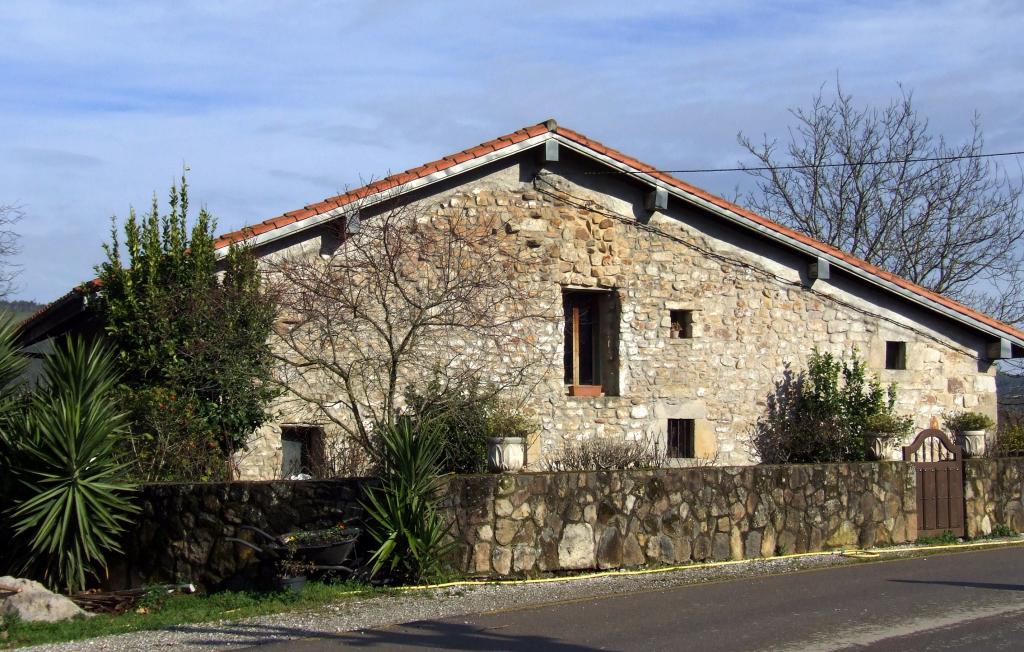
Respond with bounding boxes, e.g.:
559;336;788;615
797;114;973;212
264;192;557;463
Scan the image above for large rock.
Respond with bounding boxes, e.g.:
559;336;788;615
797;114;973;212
558;523;595;569
0;577;89;622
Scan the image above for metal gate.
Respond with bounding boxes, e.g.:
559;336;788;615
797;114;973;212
902;428;965;538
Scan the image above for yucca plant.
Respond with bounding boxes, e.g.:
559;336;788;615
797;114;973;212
361;418;453;583
0;316;27;560
0;316;28;477
9;338;139;594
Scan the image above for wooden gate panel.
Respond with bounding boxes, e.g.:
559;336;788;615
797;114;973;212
935;470;949;529
904;429;964;538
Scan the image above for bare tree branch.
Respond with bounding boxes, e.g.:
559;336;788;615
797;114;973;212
0;205;23;300
739;81;1024;326
263;190;557;461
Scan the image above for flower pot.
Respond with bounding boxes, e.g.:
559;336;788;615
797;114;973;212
278;575;307;593
866;432;899;461
955;430;986;458
568;384;603;397
487;436;525;473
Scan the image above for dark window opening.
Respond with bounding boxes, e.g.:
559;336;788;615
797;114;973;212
668;419;695;458
319;217;350;258
885;341;907;370
563;289;619;395
670;309;694;339
281;425;327;478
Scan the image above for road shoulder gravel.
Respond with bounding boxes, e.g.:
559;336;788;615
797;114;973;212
22;539;1024;652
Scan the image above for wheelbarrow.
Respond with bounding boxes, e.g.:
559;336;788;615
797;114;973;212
226;524;361;576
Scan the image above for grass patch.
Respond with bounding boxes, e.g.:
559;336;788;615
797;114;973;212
0;581;387;649
915;531;959;545
975;524;1018;540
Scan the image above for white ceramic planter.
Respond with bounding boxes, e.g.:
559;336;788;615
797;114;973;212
487;437;525;473
866;433;899;461
955;430;987;458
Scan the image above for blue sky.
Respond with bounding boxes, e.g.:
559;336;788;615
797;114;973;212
2;0;1023;301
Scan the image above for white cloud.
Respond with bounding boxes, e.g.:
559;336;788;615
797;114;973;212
1;0;1022;300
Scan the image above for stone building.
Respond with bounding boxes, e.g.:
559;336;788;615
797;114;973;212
23;120;1024;478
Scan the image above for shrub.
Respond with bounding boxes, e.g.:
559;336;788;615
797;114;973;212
992;421;1024;457
361;419;452;583
95;178;276;480
544;438;666;471
943;411;995;433
403;378;534;474
988;523;1017;538
753;349;912;464
864;412;914;437
114;386;231;482
8;338;139;593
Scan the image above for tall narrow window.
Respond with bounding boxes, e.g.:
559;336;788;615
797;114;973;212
667;419;695;458
885;341;907;370
563;289;619;396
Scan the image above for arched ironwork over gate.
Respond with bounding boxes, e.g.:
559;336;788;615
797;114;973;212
902;429;965;538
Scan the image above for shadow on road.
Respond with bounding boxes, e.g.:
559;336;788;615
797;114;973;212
165;619;600;650
890;579;1024;592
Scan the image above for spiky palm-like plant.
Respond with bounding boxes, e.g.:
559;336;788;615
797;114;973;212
10;338;139;593
0;316;27;473
362;418;453;583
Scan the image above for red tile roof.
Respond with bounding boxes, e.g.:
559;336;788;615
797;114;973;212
212;122;551;249
550;125;1024;343
24;120;1024;345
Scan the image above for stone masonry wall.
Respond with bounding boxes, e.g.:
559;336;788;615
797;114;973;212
448;463;917;576
964;457;1024;537
111;479;369;590
117;459;1024;588
239;163;997;479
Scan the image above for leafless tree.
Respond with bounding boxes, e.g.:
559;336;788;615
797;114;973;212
738;81;1024;326
0;205;23;299
264;192;556;460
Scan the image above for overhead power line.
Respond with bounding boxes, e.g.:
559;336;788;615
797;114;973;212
586;149;1024;175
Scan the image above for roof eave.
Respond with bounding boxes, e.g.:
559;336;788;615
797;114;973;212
549;133;1024;350
218;132;551;254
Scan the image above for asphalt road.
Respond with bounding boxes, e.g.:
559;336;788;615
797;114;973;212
252;547;1024;651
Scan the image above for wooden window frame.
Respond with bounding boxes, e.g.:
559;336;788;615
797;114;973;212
563;289;618;397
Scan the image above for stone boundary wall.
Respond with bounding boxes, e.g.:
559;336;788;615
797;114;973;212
964;458;1024;537
111;479;369;590
115;459;1024;589
446;463;917;576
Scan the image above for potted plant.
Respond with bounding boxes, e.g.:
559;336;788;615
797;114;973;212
283;522;360;566
277;558;315;592
944;411;995;457
485;401;533;473
864;412;913;461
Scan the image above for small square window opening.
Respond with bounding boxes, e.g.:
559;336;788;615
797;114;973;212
670;310;694;339
885;341;907;370
281;425;327;478
667;419;695;458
